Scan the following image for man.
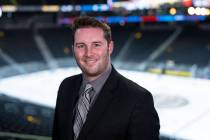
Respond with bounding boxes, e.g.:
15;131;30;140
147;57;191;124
53;16;160;140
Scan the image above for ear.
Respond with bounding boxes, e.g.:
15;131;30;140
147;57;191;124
72;45;75;57
108;41;114;55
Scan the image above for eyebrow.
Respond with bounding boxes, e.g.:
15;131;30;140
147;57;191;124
92;41;102;44
75;41;103;46
75;42;84;46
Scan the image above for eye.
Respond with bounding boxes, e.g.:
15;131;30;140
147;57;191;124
76;44;85;49
93;43;101;47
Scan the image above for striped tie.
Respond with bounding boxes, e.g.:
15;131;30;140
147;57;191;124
73;84;93;140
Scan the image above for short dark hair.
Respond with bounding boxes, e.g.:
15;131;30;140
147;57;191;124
72;16;112;44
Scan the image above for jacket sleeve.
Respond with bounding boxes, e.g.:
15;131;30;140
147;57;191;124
52;102;58;140
127;92;160;140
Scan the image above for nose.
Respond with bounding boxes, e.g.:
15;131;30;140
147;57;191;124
85;46;92;57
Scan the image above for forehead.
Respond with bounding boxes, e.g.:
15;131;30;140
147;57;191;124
74;27;105;42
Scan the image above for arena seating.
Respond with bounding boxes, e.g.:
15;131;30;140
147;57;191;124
111;25;138;59
156;26;210;67
0;29;44;64
0;94;53;137
38;27;73;59
0;59;7;67
122;28;175;63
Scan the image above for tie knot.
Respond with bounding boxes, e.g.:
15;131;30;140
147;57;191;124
83;84;93;102
84;84;93;93
85;83;93;91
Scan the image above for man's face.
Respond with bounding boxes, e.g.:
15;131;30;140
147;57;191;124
73;27;113;81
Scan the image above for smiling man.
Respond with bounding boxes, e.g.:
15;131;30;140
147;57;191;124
52;16;160;140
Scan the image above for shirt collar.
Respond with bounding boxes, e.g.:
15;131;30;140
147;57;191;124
82;63;112;93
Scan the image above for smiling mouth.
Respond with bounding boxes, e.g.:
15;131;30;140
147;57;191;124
84;59;96;64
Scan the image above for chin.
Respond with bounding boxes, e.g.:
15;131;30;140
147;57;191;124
83;69;102;77
85;70;100;76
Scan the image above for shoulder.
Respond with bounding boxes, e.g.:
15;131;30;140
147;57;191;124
110;67;152;99
58;74;82;91
56;74;82;101
117;72;153;101
60;74;81;86
116;72;158;120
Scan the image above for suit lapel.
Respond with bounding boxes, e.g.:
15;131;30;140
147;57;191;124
77;67;120;140
72;75;83;110
68;74;82;140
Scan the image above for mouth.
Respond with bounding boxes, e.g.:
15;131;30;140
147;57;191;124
84;59;97;65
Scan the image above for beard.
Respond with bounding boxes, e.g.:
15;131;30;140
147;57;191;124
76;55;110;80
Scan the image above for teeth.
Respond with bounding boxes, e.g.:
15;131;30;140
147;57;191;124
86;59;95;61
85;59;95;63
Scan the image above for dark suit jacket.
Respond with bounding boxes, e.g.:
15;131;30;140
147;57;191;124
53;67;160;140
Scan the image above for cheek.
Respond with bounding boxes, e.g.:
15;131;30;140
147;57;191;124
74;50;83;58
99;49;110;60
